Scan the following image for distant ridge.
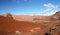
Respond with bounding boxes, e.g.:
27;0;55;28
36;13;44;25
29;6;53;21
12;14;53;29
0;11;60;21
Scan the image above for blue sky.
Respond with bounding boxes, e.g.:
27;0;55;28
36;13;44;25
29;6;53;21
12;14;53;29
0;0;60;16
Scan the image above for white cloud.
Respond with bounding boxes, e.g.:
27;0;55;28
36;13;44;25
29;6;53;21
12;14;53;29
44;3;59;9
42;3;60;16
27;3;60;16
21;3;60;16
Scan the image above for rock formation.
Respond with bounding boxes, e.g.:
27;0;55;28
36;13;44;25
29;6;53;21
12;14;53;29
5;12;13;19
51;11;60;20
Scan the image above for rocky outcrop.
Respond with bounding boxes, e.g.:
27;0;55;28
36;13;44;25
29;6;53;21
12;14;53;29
53;11;60;16
5;12;13;19
51;11;60;20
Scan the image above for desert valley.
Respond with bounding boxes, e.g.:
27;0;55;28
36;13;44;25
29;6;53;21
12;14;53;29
0;11;60;35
